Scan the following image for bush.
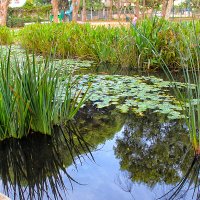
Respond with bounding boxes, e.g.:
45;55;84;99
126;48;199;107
7;4;52;28
7;16;43;28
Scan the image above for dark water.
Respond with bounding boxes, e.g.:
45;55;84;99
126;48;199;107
0;106;196;200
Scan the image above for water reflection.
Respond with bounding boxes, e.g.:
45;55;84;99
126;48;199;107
0;107;196;200
0;122;93;200
114;112;194;199
115;113;193;186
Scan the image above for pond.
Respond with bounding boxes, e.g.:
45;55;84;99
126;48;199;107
0;46;197;199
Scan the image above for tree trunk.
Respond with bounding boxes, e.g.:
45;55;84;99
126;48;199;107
161;0;167;18
0;0;10;26
82;0;86;21
135;0;139;18
72;0;80;22
108;0;113;21
165;0;173;19
142;0;145;19
51;0;59;23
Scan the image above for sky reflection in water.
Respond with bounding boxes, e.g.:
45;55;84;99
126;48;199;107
0;109;195;200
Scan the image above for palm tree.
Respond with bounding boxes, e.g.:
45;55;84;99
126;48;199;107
72;0;80;21
108;0;113;20
135;0;139;18
0;0;10;26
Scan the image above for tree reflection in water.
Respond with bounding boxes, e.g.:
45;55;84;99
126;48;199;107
114;113;194;198
0;121;93;200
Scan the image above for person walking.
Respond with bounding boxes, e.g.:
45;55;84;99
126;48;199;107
132;14;138;27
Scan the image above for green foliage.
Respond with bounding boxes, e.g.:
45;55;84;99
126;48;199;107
7;4;52;28
0;48;88;140
0;27;13;45
18;19;200;70
139;19;200;153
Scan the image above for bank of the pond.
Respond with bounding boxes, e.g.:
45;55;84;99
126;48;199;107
1;18;199;71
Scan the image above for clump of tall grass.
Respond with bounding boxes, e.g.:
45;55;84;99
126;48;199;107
0;26;13;45
18;23;137;67
18;20;200;70
0;49;89;140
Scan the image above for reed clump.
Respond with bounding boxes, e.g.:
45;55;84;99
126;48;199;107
0;50;88;140
146;21;200;199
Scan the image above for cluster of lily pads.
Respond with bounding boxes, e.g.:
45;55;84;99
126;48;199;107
0;46;94;73
71;75;187;120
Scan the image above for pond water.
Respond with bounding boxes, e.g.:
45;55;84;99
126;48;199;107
0;46;197;199
0;108;195;200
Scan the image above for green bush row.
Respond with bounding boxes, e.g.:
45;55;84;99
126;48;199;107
7;16;44;28
7;3;52;28
18;18;200;70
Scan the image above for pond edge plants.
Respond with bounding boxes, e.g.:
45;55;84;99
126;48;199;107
0;48;89;139
134;19;200;199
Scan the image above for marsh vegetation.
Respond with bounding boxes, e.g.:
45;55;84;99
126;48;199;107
0;18;199;199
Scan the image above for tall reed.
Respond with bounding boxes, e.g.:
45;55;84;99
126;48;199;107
136;20;200;199
0;48;89;139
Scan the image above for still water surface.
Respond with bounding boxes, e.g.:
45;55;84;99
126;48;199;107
0;108;195;200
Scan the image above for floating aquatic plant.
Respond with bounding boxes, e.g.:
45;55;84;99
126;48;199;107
70;74;189;120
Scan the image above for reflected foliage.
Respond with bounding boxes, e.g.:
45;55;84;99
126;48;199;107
0;122;92;200
0;107;125;200
114;112;193;187
75;105;126;147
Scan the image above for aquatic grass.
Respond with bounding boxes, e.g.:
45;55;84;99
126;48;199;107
18;20;200;70
0;26;13;45
0;48;89;139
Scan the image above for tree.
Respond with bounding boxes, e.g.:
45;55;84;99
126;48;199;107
0;0;10;26
135;0;140;17
51;0;59;22
161;0;167;17
72;0;80;21
108;0;113;20
165;0;173;19
82;0;86;21
161;0;174;19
